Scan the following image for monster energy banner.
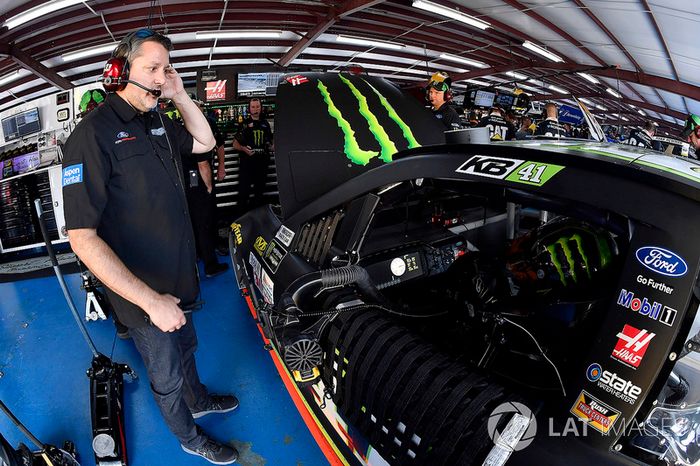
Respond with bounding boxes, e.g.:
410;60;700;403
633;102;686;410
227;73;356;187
275;72;444;218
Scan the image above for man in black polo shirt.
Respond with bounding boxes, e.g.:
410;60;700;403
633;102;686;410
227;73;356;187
426;72;461;131
535;102;569;138
476;105;515;141
232;98;273;213
625;120;655;149
61;29;238;465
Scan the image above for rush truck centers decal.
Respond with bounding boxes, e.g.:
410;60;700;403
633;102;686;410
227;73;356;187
455;156;564;186
570;390;620;434
317;74;420;166
611;324;655;369
617;289;677;326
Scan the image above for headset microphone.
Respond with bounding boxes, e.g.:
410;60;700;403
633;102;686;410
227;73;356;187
123;79;161;97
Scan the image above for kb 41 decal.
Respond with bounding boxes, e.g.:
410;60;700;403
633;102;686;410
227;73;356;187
455;156;564;186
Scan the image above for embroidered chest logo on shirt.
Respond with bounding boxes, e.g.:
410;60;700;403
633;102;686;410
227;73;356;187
150;127;166;136
115;131;136;145
62;163;83;186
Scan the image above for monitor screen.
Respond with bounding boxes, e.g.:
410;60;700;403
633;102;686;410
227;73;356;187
2;116;18;142
1;108;41;142
496;93;515;108
16;108;41;137
474;90;496;108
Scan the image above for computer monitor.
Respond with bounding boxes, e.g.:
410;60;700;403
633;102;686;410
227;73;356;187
474;90;496;108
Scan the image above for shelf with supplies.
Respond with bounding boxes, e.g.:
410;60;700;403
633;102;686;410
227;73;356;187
207;101;275;137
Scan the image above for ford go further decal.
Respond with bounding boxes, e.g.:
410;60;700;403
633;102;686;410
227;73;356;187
635;246;687;277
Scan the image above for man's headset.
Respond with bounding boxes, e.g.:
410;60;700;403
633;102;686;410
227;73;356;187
102;28;168;97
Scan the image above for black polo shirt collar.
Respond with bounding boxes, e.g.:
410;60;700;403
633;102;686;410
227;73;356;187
107;92;140;122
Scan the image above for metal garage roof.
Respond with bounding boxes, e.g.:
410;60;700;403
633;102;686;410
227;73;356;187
0;0;696;132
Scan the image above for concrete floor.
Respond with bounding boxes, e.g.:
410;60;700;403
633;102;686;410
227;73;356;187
0;256;327;466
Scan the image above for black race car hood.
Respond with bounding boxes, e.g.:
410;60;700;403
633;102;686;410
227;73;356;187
274;72;445;218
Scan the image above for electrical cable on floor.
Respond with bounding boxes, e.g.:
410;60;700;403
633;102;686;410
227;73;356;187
502;316;567;397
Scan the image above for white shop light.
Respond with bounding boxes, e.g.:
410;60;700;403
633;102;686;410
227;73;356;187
638;109;646;116
62;43;117;62
412;0;491;30
336;35;404;50
522;41;563;63
465;79;491;86
439;53;487;68
576;72;600;84
548;84;568;94
579;98;593;105
4;0;84;30
195;30;283;39
505;71;527;80
596;104;608;111
0;70;21;86
606;87;622;98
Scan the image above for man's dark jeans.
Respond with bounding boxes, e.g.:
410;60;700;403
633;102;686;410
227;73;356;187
129;314;208;449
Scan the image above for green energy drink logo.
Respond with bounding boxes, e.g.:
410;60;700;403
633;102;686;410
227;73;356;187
317;74;421;165
547;234;592;286
252;129;264;146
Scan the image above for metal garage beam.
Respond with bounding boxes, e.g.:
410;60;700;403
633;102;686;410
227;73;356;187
247;0;385;68
0;43;73;90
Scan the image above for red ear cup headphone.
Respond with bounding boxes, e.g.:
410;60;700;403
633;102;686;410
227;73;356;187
444;88;453;102
102;56;129;92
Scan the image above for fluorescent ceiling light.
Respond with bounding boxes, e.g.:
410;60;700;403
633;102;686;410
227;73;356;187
596;104;608;111
612;113;620;118
522;41;563;63
548;84;567;94
0;70;21;86
412;0;490;30
62;43;117;62
638;109;646;116
576;72;600;84
505;71;527;80
336;35;404;50
4;0;84;30
439;53;487;68
195;30;283;39
621;116;629;121
579;98;593;105
465;79;490;86
606;87;622;98
628;103;636;108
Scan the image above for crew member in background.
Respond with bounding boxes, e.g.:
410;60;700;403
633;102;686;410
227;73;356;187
233;97;273;214
62;28;239;465
426;72;461;131
477;104;515;141
681;114;700;151
182;98;229;278
515;116;534;140
626;121;655;149
535;102;569;138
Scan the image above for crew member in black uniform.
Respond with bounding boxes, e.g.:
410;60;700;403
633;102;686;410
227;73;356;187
61;28;238;465
476;105;515;140
426;72;461;131
233;98;273;214
626;121;655;149
182;100;229;278
535;102;569;138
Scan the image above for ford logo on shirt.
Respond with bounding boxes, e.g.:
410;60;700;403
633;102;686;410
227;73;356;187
636;246;687;277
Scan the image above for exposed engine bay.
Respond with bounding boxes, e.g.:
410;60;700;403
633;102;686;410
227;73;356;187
251;179;637;464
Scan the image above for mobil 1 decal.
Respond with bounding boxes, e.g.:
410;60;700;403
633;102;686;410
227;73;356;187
455;155;564;186
568;225;696;449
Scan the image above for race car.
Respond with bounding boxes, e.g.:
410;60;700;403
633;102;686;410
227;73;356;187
230;72;700;466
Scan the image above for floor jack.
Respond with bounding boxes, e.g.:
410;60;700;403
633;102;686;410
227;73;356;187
34;200;136;466
0;399;79;466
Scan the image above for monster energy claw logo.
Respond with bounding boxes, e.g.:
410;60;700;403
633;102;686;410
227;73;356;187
317;74;421;166
547;234;592;286
252;129;264;146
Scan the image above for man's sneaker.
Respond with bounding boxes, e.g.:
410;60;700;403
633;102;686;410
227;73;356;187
191;394;239;419
205;262;229;278
182;439;238;465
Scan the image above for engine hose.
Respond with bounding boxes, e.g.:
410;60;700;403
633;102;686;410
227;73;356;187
287;265;383;305
298;303;448;319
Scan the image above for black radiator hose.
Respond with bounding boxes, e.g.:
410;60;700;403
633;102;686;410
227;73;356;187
286;265;383;308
